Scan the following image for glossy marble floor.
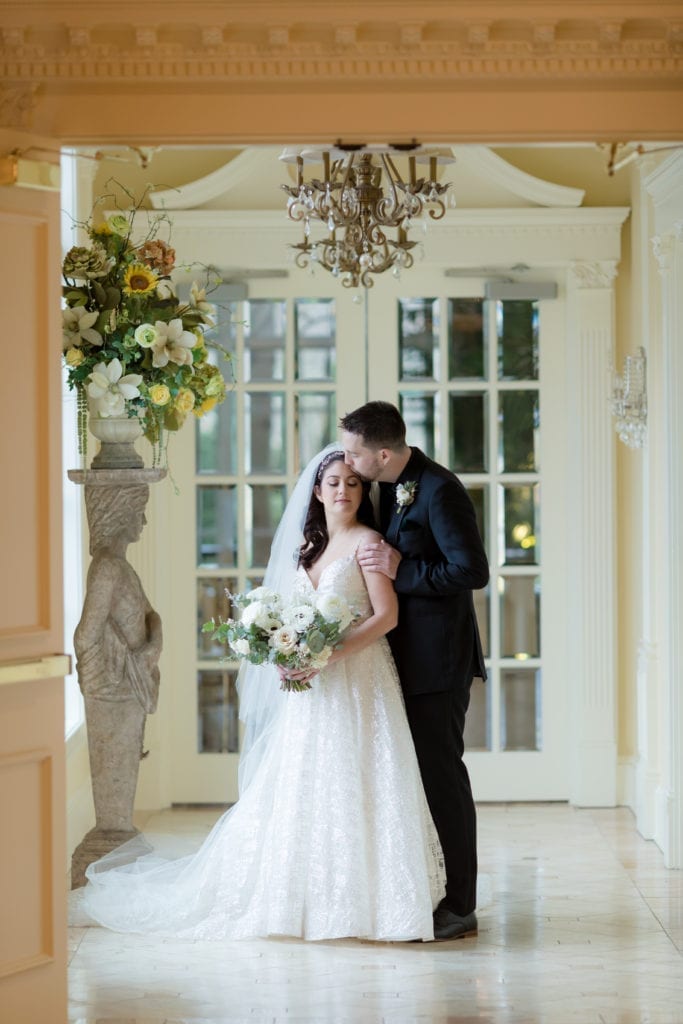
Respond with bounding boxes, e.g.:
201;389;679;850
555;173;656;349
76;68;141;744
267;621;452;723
68;803;683;1024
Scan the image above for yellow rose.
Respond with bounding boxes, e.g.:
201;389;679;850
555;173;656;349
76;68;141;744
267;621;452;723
175;388;196;414
65;347;84;367
194;396;218;417
148;383;171;406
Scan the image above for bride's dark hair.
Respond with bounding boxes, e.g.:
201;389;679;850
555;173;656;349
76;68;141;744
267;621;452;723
298;451;376;570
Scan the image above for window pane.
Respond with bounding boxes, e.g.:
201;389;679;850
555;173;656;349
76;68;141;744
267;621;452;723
464;678;490;751
399;392;438;460
197;486;237;568
295;298;336;381
473;585;490;659
500;669;541;751
399;298;439;380
499;576;540;658
244;299;286;382
448;298;485;379
449;393;487;472
198;669;239;753
499;391;540;472
497;300;539;381
202;292;239;352
297;392;336;469
246;485;287;568
466;484;488;554
501;484;539;566
246;392;286;474
197;578;238;659
196;390;237;475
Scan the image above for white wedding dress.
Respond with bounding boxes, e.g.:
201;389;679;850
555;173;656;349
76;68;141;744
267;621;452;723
74;554;446;942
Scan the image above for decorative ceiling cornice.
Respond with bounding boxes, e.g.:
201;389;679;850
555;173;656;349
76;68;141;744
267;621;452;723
0;12;681;85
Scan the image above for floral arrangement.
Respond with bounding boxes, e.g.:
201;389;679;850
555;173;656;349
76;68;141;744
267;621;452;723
395;480;417;512
62;186;230;460
203;584;357;692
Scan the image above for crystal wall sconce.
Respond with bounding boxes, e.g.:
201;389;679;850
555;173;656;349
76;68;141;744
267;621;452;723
610;347;647;449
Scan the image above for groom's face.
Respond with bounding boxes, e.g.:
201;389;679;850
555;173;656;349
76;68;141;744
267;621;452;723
341;431;387;482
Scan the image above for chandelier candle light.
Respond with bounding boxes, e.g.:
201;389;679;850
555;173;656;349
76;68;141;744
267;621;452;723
280;144;454;289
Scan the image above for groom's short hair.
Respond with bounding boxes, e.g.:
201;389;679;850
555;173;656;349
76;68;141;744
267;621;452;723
340;401;406;451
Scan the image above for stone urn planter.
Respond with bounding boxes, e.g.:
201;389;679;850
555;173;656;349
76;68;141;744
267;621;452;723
89;414;144;470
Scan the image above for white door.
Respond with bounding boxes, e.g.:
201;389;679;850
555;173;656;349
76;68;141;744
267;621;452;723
167;267;569;803
168;276;365;803
366;270;570;800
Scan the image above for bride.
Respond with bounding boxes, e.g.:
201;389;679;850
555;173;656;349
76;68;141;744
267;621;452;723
75;445;445;941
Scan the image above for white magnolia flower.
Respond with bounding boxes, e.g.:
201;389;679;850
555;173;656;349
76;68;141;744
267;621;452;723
156;280;176;300
62;306;103;350
315;593;352;630
151;318;196;368
230;637;251;657
269;627;299;655
283;603;316;631
190;280;216;326
87;358;143;418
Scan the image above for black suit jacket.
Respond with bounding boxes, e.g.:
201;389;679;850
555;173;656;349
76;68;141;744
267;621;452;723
381;448;489;696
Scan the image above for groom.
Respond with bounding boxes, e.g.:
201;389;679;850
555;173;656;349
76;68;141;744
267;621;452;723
340;401;489;941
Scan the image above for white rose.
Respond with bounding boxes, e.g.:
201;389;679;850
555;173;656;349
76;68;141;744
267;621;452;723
283;604;316;631
270;627;299;655
241;601;266;628
230;638;251;656
315;593;352;630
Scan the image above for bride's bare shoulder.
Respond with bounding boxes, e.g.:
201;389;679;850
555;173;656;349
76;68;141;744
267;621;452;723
355;528;383;549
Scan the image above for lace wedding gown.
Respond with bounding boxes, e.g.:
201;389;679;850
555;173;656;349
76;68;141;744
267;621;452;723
74;554;445;942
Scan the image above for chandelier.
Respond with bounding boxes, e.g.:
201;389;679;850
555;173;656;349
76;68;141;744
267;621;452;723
610;346;647;449
280;144;453;289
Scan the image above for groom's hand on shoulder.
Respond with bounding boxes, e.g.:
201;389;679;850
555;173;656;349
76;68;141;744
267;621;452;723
358;539;401;580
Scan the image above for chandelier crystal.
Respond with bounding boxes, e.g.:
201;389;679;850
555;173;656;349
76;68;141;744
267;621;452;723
280;145;453;288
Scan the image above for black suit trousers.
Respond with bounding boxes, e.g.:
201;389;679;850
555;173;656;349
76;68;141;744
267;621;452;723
404;683;477;917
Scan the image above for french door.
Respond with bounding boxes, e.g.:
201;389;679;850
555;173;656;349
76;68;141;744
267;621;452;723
167;270;568;803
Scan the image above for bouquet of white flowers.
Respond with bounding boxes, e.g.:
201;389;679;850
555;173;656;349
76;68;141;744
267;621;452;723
202;584;357;692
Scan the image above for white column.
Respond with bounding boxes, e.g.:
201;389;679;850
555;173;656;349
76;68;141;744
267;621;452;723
633;159;662;840
645;150;683;867
567;260;618;806
651;226;683;867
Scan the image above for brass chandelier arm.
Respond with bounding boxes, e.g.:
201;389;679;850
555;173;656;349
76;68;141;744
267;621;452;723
280;144;453;289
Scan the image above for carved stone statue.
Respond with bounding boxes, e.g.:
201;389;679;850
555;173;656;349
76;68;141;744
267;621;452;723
69;472;164;888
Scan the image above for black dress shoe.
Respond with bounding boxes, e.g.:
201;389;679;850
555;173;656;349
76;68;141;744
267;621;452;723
432;907;478;941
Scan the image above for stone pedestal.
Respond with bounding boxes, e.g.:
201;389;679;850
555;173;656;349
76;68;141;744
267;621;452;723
68;466;166;888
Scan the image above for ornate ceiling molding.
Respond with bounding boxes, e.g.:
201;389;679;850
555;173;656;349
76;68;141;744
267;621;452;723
0;85;38;129
1;10;681;86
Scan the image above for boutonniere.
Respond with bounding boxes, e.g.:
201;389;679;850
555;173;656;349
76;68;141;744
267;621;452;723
395;480;417;513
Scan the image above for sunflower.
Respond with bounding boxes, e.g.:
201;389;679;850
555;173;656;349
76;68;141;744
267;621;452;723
122;262;159;296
